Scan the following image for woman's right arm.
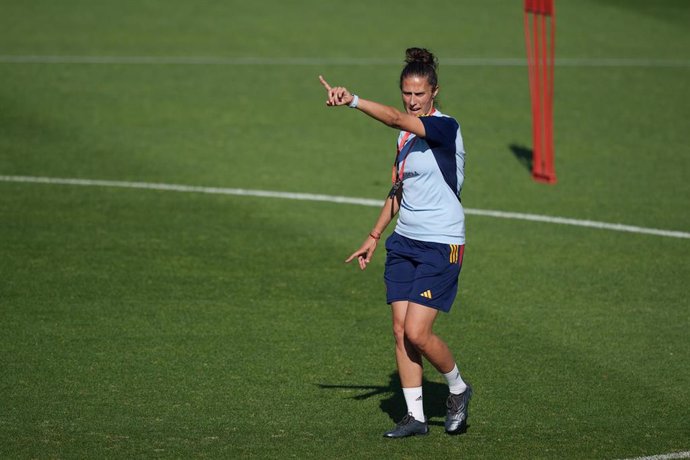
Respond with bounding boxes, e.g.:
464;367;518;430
318;75;426;138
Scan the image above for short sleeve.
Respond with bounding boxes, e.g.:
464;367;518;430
420;116;459;148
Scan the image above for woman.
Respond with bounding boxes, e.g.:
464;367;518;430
319;47;472;438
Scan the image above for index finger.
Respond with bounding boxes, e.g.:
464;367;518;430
344;251;358;263
318;75;332;91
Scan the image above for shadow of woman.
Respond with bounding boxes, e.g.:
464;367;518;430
318;371;452;427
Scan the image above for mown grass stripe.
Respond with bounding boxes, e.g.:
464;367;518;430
0;55;689;68
2;175;689;240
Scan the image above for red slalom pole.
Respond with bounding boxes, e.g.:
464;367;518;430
545;3;556;179
524;0;557;184
524;4;541;178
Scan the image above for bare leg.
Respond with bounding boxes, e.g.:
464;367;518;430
391;301;423;388
403;302;456;374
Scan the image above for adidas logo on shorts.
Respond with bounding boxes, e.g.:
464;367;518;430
420;290;433;299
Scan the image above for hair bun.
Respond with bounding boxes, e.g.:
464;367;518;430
405;47;437;69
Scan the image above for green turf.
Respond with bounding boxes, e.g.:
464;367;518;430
1;0;689;458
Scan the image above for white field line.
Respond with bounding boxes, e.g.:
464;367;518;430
618;451;690;460
0;55;689;68
2;175;689;240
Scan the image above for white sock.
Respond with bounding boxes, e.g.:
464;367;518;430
443;364;468;395
402;386;425;422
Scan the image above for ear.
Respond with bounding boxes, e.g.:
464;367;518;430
432;86;440;98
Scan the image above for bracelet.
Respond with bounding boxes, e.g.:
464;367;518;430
349;94;359;108
369;231;381;240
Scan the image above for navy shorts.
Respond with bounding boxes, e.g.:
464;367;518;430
384;232;465;313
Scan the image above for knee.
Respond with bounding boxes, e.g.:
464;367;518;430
392;322;406;346
404;324;430;351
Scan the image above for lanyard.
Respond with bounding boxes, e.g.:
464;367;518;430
391;134;417;184
391;109;436;185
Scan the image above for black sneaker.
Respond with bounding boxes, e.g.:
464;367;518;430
383;413;429;438
445;384;472;434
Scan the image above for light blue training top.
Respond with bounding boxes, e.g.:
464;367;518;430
393;110;466;245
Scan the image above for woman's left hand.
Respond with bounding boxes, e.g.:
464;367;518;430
319;75;354;107
345;237;378;271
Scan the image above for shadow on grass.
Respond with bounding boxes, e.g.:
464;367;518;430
510;143;533;173
318;371;458;428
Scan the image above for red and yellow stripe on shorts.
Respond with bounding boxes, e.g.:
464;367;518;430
449;244;465;265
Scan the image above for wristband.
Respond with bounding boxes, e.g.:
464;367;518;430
349;94;359;108
369;231;381;240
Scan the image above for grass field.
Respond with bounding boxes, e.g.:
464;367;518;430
1;0;689;458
